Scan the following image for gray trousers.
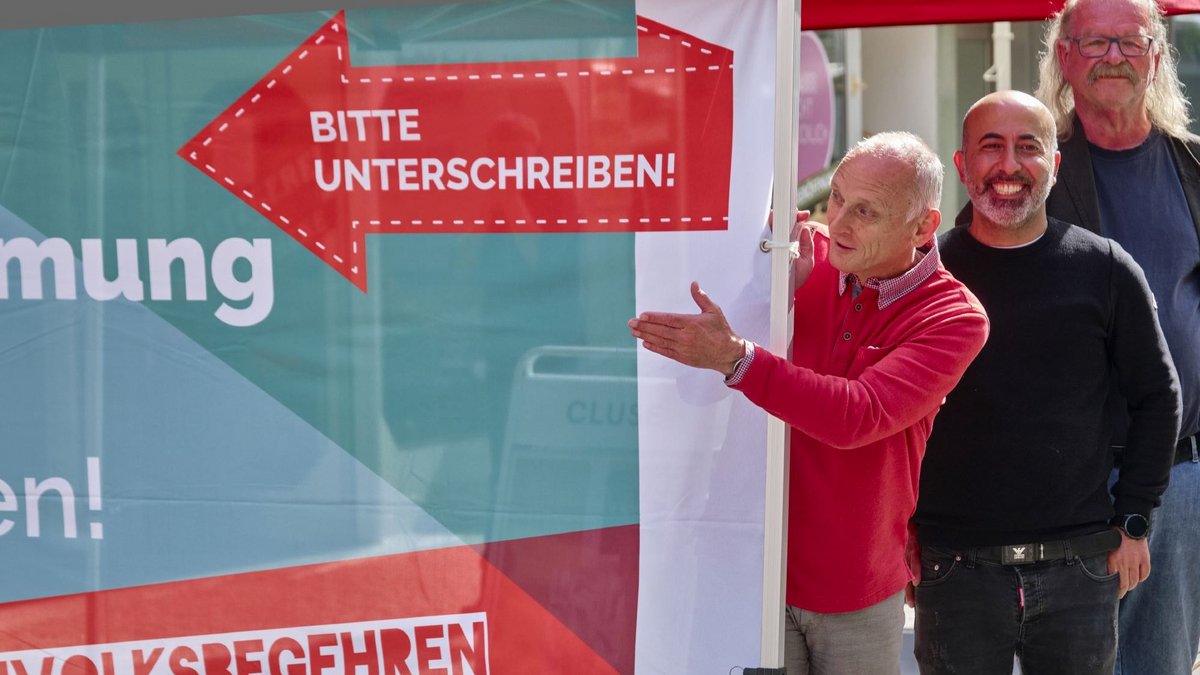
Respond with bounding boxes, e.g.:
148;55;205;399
784;591;904;675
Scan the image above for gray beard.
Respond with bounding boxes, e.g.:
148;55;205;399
970;180;1052;227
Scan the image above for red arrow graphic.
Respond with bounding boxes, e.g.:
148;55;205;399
179;11;733;291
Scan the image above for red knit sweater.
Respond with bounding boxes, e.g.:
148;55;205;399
733;229;988;613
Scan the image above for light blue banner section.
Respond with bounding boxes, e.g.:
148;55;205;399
0;205;462;604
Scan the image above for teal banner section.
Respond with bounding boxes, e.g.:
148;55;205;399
0;205;462;604
0;2;639;600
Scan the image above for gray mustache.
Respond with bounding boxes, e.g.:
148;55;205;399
1089;62;1138;84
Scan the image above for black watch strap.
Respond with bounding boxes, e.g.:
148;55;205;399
1115;513;1150;539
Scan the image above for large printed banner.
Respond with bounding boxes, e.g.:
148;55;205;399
0;1;774;672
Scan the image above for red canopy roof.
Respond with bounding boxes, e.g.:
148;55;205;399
800;0;1200;30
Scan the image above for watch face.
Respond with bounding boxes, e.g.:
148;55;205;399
1123;514;1150;539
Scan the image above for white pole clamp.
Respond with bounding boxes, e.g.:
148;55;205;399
759;239;800;259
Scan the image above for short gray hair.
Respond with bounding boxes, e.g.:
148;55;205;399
1035;0;1195;140
839;131;943;223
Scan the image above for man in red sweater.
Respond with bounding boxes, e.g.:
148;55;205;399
628;132;989;674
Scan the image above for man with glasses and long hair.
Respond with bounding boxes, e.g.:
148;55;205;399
1035;0;1200;671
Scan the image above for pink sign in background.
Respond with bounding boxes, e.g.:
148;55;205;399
796;32;835;182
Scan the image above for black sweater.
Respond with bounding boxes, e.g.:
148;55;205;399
915;219;1180;547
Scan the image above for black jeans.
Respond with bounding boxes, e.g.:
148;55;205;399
913;545;1119;675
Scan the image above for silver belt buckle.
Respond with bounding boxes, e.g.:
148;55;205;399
1001;544;1037;565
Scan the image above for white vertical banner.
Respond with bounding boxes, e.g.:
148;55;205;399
634;0;777;672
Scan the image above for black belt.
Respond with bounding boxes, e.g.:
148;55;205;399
969;529;1121;566
1177;434;1199;465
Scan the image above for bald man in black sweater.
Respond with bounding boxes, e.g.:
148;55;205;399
910;91;1179;675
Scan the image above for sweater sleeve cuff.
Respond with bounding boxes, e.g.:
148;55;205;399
724;341;755;387
1112;497;1156;522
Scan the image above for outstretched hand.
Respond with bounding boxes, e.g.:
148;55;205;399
628;282;746;375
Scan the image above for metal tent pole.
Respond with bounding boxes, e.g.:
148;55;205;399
761;0;801;667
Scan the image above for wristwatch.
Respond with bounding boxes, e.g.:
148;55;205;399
1114;513;1151;540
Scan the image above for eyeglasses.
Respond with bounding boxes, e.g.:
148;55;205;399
1064;35;1154;58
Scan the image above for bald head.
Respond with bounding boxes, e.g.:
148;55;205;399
962;91;1057;152
955;90;1061;239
